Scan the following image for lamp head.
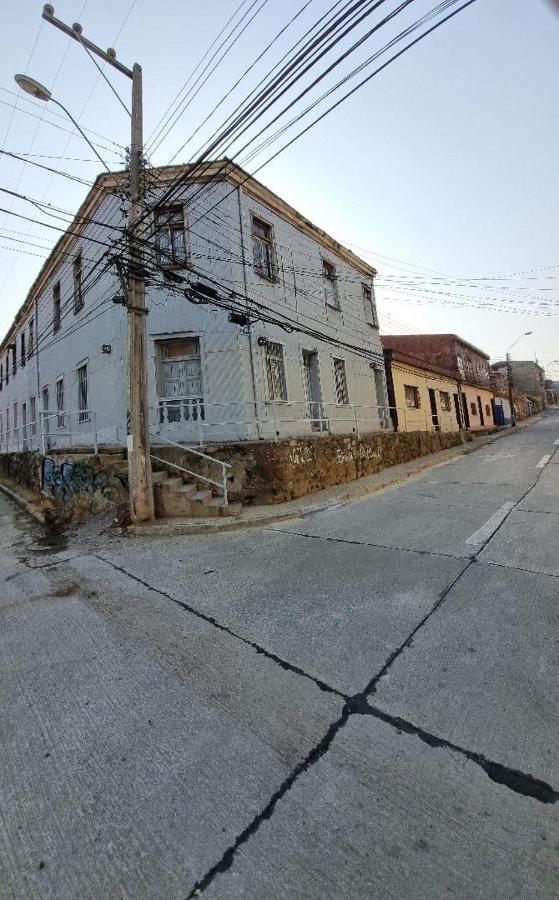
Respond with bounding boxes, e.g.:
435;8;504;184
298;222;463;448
14;74;51;102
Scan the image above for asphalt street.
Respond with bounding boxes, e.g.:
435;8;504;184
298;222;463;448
1;413;558;899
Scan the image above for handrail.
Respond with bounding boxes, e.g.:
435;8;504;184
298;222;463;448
150;431;232;468
150;431;230;505
150;455;226;496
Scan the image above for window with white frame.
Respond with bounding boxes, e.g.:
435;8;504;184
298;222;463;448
265;342;287;401
73;251;84;313
154;206;187;266
77;363;89;423
333;357;349;405
30;396;37;436
362;283;378;327
323;260;339;309
251;216;275;280
56;378;65;429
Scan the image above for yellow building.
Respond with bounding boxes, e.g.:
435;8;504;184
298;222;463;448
459;384;496;432
383;349;462;433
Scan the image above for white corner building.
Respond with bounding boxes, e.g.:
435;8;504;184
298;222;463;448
0;160;388;453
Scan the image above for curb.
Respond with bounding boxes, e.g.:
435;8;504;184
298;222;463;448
0;481;45;525
128;435;487;537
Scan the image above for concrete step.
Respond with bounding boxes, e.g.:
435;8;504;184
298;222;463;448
208;498;242;517
158;476;184;492
151;470;169;483
179;483;198;496
191;489;212;503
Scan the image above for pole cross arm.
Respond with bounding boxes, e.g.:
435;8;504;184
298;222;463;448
42;5;134;78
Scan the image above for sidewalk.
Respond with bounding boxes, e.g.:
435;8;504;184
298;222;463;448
130;414;545;536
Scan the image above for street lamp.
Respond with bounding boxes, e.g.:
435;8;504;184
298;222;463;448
505;331;533;427
506;330;533;354
14;74;110;173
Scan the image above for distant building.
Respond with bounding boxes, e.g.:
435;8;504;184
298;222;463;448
382;334;496;432
491;360;547;412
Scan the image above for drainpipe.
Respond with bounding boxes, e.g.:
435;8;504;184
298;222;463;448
237;185;261;439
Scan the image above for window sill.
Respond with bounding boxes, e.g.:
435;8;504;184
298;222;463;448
265;399;289;405
255;270;278;284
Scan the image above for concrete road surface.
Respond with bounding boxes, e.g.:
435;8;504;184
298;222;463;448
1;413;558;899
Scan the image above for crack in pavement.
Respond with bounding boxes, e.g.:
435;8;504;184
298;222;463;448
92;553;345;700
354;701;558;805
265;527;466;561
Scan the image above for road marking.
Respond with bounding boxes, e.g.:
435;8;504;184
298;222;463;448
465;502;515;546
537;455;552;469
482;452;516;462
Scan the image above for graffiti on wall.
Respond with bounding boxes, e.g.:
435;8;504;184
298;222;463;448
42;458;109;505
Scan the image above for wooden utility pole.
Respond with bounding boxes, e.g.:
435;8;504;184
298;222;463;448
126;63;155;520
41;4;154;521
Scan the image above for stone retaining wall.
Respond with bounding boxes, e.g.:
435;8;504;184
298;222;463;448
153;430;472;505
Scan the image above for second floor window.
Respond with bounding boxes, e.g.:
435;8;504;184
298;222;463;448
53;281;61;333
323;260;339;309
20;332;26;368
11;345;16;377
73;252;84;313
0;363;3;390
251;217;275;280
362;283;378;327
155;206;186;266
265;342;287;401
28;318;34;357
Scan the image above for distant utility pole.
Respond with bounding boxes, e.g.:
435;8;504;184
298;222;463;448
506;352;515;427
42;4;154;521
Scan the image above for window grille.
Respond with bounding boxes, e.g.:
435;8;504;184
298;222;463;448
333;358;349;405
265;342;287;401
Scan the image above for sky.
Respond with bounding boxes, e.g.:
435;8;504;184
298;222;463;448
1;0;558;376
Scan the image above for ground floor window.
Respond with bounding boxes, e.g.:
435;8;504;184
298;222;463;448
77;363;89;423
56;378;65;429
265;342;288;401
30;396;37;436
333;358;349;405
405;385;421;409
156;337;204;424
439;390;451;411
470;401;477;416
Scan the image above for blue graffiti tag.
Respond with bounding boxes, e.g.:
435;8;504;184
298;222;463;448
42;458;109;504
